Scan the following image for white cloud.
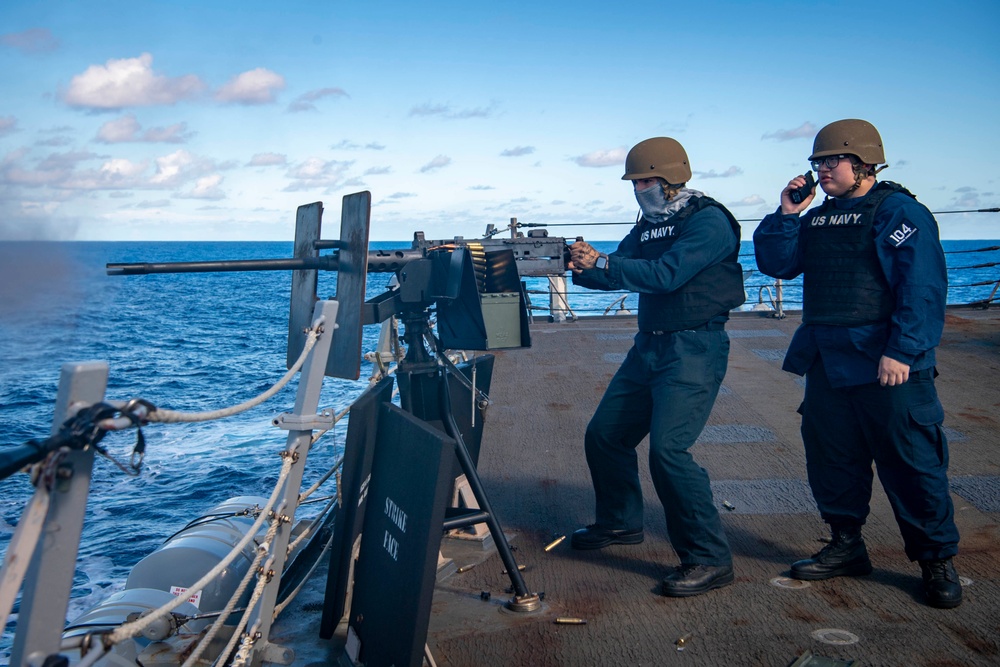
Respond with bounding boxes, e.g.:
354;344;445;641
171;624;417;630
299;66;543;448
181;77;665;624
97;114;146;144
215;68;286;104
409;103;449;117
287;87;348;112
149;150;196;187
63;53;206;110
36;136;73;147
102;158;148;179
695;166;743;179
376;191;418;206
37;151;98;171
1;147;31;167
282;157;353;192
408;102;496;119
95;114;192;143
950;186;981;209
727;194;766;207
0;146;231;197
331;139;386;151
451;105;494;119
0;116;17;137
762;122;816;142
2;150;101;187
134;199;171;209
419;155;451;173
1;28;59;54
573;147;626;168
142;125;188;143
61;157;150;190
247;152;287;167
177;174;225;200
501;146;535;157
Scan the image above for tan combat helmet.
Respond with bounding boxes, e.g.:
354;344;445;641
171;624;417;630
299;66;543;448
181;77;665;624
809;119;885;165
622;137;692;184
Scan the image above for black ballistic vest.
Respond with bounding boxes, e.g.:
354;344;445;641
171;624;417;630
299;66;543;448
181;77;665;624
801;181;914;326
638;196;745;331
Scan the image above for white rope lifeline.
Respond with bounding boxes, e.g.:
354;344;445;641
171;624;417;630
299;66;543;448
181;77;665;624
273;519;339;617
299;451;345;500
147;324;322;424
223;548;273;667
100;457;293;650
285;494;337;556
185;520;279;667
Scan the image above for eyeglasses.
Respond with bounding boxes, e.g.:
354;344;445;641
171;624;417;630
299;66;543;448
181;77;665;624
810;155;851;171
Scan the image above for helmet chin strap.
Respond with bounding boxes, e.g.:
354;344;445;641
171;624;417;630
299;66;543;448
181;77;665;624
846;161;887;195
847;170;865;195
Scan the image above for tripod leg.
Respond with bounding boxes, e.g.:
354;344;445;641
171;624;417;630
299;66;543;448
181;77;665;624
438;367;540;612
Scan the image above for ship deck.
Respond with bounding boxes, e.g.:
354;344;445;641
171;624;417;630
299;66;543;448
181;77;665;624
424;308;1000;667
283;308;999;667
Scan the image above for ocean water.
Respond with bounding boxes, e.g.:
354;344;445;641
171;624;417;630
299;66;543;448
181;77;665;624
0;241;397;662
0;238;997;660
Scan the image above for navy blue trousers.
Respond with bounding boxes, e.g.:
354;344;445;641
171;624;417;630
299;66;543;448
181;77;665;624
801;362;960;561
584;330;731;566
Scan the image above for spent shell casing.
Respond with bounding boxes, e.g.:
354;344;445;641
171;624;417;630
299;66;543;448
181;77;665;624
457;564;477;574
554;617;587;625
544;535;567;552
501;564;527;574
722;500;736;511
675;632;693;650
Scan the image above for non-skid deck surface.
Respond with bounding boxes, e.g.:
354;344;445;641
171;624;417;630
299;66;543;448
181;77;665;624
425;309;1000;667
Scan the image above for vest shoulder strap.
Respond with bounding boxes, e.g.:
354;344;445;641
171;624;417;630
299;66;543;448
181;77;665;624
677;196;742;261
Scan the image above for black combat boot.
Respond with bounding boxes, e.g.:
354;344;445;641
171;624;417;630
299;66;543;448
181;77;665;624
790;526;873;580
919;558;963;609
570;524;644;550
661;564;734;597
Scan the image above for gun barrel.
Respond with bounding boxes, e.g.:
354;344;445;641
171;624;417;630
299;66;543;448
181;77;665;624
106;256;341;276
106;248;425;276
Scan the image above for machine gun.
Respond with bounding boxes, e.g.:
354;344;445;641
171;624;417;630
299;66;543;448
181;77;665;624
107;194;573;381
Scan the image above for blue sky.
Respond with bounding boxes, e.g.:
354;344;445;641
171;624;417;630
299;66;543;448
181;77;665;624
1;0;998;242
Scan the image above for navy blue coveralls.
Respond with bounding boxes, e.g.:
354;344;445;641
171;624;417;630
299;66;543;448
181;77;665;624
574;198;741;567
753;183;960;562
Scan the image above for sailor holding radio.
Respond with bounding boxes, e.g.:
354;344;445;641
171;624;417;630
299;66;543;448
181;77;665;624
753;119;963;608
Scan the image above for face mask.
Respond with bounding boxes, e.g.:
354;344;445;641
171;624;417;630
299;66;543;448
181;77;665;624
635;183;670;222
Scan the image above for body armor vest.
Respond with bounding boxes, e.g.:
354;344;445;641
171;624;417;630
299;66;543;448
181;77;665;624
801;181;914;326
637;196;745;331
